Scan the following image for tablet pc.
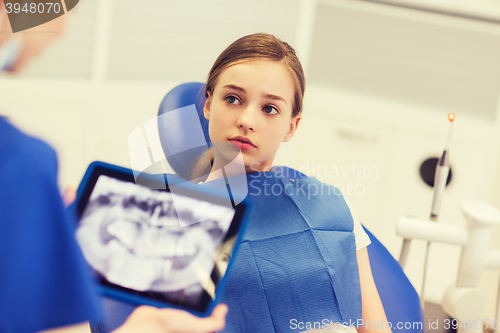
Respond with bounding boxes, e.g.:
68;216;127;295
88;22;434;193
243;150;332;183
72;161;252;316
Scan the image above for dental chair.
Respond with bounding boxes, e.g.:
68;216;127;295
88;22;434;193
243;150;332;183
94;82;424;333
156;82;424;332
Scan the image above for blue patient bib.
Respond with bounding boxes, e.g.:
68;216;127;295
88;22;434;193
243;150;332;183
201;168;362;333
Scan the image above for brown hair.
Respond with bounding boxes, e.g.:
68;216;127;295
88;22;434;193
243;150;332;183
191;33;305;181
206;33;305;117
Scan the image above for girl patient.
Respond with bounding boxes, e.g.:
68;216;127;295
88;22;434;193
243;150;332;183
191;33;393;332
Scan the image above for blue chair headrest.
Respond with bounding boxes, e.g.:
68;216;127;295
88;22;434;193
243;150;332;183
157;82;210;180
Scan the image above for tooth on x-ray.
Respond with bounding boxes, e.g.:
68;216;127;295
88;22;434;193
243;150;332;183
106;220;138;249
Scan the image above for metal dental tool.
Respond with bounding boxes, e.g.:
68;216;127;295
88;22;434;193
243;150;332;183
399;113;455;311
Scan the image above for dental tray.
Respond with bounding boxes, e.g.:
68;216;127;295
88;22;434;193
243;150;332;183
72;161;252;316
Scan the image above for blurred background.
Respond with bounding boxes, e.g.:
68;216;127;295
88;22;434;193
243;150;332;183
1;0;500;328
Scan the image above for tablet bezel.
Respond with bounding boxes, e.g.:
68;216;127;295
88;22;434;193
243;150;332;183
72;161;252;317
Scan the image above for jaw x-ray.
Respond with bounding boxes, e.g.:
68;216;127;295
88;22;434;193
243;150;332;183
76;175;235;308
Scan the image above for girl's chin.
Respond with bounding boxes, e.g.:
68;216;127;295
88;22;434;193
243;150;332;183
212;151;272;173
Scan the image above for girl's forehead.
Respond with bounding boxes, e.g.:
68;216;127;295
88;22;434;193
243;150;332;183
215;60;295;102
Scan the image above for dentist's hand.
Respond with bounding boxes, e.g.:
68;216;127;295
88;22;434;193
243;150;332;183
113;304;228;333
39;304;228;333
62;186;77;207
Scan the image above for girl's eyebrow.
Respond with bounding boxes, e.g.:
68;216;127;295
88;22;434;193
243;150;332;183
264;93;287;105
222;84;287;105
222;84;245;93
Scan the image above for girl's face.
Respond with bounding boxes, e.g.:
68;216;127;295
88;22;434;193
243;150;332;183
204;60;301;173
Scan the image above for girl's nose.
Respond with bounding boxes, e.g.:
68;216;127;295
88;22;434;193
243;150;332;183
236;106;257;131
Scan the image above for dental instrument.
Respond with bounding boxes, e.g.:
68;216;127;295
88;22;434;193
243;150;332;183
399;113;455;310
422;113;454;309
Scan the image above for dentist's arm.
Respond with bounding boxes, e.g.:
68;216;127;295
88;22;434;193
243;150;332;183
40;304;228;333
113;304;228;333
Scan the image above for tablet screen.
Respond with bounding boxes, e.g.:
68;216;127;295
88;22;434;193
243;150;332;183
74;166;245;313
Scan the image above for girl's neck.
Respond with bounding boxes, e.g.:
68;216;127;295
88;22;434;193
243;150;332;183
204;159;274;183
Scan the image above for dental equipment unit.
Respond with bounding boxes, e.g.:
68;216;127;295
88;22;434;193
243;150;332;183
397;114;500;332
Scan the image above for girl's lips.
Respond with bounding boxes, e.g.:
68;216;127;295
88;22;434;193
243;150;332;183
229;139;256;151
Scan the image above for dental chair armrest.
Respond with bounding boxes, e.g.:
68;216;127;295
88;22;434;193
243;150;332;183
397;217;468;246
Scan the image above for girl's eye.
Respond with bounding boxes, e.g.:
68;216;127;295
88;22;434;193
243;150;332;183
263;105;279;115
226;95;240;105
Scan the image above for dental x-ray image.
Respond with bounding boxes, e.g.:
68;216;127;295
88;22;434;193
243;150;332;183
76;175;235;309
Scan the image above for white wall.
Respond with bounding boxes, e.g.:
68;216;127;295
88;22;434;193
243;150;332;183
2;0;500;320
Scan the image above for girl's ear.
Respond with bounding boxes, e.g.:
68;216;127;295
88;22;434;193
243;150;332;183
283;114;301;142
203;92;212;120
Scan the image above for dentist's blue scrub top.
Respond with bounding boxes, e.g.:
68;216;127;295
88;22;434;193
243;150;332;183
0;117;100;333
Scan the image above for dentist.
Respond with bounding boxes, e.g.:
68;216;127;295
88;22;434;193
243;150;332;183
0;2;227;333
